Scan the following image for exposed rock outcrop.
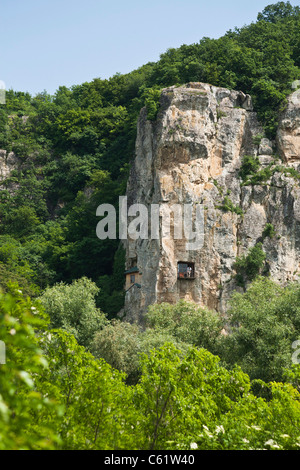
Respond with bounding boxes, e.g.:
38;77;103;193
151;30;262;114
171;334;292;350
123;83;300;324
0;150;19;181
277;87;300;163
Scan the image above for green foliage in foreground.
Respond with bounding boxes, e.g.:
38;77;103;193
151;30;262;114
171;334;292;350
0;286;62;449
1;287;300;450
2;278;300;449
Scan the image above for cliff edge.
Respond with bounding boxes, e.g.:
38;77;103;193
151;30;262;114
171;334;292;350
123;82;300;323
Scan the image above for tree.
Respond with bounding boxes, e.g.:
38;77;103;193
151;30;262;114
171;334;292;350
234;243;266;287
132;342;300;451
38;277;107;349
2;206;40;239
257;2;300;23
145;300;224;355
221;276;300;382
0;285;62;449
0;235;39;297
91;320;142;384
38;329;137;450
132;343;250;450
91;319;190;384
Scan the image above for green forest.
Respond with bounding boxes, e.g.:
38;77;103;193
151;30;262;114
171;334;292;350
1;1;300;450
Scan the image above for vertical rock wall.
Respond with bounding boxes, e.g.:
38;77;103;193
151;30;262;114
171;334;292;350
123;83;300;323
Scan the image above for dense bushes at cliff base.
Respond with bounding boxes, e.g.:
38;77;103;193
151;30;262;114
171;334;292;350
1;284;300;450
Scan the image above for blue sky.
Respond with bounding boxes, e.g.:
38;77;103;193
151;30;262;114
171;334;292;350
1;0;299;96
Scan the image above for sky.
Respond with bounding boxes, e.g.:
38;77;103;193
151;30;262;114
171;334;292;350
1;0;299;96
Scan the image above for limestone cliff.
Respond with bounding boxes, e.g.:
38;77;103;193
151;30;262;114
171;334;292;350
123;82;300;323
0;150;19;182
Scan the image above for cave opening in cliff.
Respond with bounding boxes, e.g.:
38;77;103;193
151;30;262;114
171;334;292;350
177;262;195;279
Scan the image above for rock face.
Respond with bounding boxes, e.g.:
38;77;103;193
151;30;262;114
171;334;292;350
0;150;19;181
277;87;300;163
123;83;300;324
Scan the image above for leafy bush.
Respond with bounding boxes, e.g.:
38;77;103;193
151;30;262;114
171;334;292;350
239;155;261;183
221;276;300;383
91;319;190;384
145;300;224;355
91;299;224;383
234;242;266;286
216;196;243;216
91;321;142;384
0;286;62;449
1;287;300;450
39;277;107;349
140;86;162;121
133;342;300;450
262;223;276;239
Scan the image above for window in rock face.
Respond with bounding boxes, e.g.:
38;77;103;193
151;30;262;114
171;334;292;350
177;262;195;279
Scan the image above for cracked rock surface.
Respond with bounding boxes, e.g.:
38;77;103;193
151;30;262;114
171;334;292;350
123;83;300;323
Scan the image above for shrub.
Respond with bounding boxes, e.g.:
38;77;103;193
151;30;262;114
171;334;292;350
239;155;260;183
145;300;224;355
91;319;190;384
39;277;107;349
262;223;276;239
216;196;243;216
222;276;300;383
234;243;266;286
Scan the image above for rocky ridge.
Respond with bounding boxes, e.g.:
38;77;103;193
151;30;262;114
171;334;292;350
123;82;300;323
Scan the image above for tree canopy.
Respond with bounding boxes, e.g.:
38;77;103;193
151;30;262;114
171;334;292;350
1;286;300;450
